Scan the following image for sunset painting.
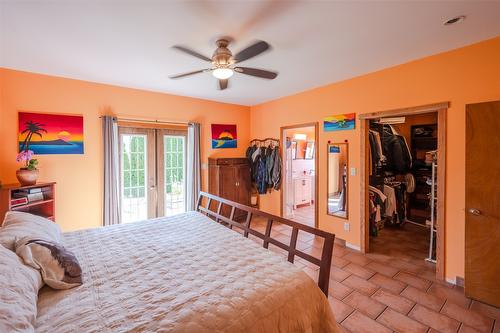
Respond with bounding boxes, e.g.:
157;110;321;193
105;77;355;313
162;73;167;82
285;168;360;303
324;113;356;131
211;124;237;149
18;112;84;154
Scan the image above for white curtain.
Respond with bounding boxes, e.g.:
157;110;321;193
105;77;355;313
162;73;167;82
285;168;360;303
102;116;121;225
186;122;201;211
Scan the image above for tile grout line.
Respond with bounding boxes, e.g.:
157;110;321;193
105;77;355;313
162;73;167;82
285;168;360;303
338;308;356;326
374;305;389;321
373;306;393;332
439;299;448;313
406;300;418;316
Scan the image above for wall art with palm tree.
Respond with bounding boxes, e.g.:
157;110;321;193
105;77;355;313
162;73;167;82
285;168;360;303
18;112;84;154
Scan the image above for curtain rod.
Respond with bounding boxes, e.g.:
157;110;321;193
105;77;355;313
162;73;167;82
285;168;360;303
100;116;189;125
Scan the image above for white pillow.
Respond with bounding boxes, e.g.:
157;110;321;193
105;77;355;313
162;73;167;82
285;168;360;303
0;244;42;333
0;212;61;251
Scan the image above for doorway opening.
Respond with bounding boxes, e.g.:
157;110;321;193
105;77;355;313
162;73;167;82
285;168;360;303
118;126;187;223
360;103;447;280
281;123;319;228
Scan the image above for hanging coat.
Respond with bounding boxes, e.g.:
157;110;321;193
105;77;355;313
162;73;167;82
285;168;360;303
382;134;412;174
272;147;282;190
256;155;267;194
265;146;274;187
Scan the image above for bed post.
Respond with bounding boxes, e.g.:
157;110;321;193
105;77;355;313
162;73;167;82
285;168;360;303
317;235;334;296
196;193;203;212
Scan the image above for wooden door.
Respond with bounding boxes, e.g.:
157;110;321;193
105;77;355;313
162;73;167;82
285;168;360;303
465;100;500;307
236;164;251;205
219;166;236;217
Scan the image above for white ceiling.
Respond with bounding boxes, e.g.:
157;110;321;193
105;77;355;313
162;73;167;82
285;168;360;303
1;1;499;106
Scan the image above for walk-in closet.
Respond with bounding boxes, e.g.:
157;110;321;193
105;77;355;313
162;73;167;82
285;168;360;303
367;112;438;266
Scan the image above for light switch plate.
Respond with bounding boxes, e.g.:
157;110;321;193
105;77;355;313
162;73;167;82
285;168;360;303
343;222;350;231
350;167;356;176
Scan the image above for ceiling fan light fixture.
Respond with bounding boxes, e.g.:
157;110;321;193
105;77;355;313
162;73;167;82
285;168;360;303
212;68;234;80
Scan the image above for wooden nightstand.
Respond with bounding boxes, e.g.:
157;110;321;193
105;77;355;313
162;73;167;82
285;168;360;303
0;182;56;225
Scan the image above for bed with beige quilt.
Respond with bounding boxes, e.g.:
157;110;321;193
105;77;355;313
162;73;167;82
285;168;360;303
30;210;338;332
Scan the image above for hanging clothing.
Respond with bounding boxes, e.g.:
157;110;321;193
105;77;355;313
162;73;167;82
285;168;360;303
265;146;274;186
383;185;397;217
369;185;387;203
372;131;386;163
256;155;267;194
248;140;282;194
382;133;412;173
368;189;386;236
272;147;282;190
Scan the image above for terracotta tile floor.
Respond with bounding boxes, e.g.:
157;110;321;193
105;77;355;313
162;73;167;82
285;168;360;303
241;217;500;333
287;204;315;227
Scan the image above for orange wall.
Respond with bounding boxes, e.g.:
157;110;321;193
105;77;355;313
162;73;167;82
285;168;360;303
250;37;500;282
2;37;500;282
0;69;250;231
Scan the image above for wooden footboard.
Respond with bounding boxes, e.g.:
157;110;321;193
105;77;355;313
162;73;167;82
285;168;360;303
196;191;335;296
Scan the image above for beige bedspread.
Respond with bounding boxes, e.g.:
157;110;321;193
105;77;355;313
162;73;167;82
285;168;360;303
35;211;338;332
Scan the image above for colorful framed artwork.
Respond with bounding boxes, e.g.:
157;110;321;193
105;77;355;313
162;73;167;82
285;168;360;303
324;113;355;131
18;112;84;154
211;124;237;149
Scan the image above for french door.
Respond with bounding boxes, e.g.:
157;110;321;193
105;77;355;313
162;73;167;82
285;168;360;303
118;126;187;223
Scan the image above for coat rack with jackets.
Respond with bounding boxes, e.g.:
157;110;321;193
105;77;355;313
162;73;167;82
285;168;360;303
246;138;282;195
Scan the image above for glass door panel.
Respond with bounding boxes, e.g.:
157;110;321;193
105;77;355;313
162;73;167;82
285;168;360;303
161;134;186;216
120;134;147;223
119;127;155;223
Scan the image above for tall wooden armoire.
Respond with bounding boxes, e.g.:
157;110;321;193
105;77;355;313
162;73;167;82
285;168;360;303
208;158;251;219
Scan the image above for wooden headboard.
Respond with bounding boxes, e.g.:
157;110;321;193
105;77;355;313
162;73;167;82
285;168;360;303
197;191;335;296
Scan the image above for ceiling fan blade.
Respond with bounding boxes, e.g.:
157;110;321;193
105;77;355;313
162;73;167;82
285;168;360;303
233;41;270;63
219;79;228;90
172;46;212;62
169;69;210;79
234;67;277;79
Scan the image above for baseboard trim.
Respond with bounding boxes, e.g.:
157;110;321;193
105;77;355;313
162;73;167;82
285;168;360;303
334;238;346;246
346;242;361;251
445;277;456;285
444;276;465;287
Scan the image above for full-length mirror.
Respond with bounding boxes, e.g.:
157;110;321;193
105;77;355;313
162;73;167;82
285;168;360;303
327;143;348;218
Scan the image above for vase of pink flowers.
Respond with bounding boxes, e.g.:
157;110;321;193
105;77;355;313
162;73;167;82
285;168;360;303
16;150;39;186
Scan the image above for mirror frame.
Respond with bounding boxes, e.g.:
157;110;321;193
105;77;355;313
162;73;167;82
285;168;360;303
327;142;349;219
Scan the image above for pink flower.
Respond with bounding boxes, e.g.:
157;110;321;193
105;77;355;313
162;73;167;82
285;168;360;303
16;150;34;163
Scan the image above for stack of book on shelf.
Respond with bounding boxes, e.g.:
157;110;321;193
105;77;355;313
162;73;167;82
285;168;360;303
11;188;45;207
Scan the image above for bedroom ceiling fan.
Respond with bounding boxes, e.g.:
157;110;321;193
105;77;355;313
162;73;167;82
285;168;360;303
169;38;278;90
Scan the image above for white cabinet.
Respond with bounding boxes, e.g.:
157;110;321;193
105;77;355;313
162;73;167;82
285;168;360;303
293;177;312;208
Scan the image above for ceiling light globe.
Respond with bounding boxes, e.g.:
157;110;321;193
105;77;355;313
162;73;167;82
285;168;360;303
212;68;234;80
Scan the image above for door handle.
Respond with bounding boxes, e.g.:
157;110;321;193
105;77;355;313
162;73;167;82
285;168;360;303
467;208;482;216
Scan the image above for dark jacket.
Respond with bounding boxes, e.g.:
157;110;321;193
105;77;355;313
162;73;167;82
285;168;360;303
382;134;412;173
